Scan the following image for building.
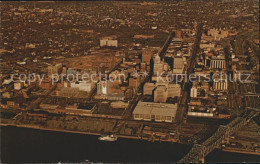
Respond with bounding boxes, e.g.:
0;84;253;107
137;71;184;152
129;77;140;91
168;84;181;97
153;54;163;75
48;63;62;80
110;101;129;109
175;30;182;39
140;62;147;73
56;87;80;97
71;81;93;92
171;38;182;48
40;103;59;110
55;103;96;115
143;82;180;99
173;57;184;74
213;79;228;91
210;55;225;69
143;82;155;95
14;82;23;90
142;50;152;64
125;88;134;99
97;80;108;95
154;85;168;103
188;106;214;117
39;81;51;89
190;86;198;98
133;101;177;122
100;37;118;47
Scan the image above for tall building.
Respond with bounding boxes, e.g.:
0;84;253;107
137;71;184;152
48;63;62;80
190;86;198;98
142;50;152;64
173;57;184;74
153;54;163;75
154;85;168;103
140;62;146;73
97;80;107;95
143;82;156;95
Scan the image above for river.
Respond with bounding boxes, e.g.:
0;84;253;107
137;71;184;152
1;126;259;163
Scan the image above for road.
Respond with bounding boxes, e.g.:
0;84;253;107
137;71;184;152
176;22;203;124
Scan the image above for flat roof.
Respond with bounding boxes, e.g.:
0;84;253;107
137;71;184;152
133;101;177;117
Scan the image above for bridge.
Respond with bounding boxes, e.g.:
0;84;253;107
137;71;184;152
178;110;258;163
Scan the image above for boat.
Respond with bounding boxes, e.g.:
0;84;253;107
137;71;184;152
98;134;118;141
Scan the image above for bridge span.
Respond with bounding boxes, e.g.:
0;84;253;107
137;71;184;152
178;110;259;163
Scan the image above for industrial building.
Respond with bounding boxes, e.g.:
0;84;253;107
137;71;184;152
133;101;177;122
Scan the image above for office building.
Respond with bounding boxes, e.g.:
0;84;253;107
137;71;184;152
143;82;155;95
168;84;181;97
154;85;168;103
48;63;62;80
173;57;184;74
153;54;163;75
142;50;152;64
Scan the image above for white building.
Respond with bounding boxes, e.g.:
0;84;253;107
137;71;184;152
71;81;92;92
133;101;177;122
190;86;198;98
100;37;118;47
153;54;163;75
97;80;107;95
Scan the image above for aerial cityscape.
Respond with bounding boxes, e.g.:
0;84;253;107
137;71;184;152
0;1;259;163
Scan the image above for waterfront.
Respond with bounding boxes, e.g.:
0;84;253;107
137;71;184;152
1;126;259;163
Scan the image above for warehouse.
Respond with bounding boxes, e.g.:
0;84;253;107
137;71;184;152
133;101;177;123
